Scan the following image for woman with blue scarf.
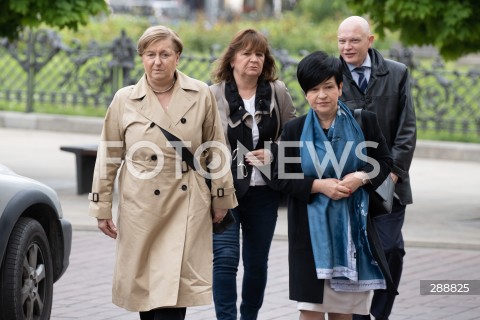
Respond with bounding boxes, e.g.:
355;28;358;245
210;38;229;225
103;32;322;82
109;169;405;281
274;51;394;320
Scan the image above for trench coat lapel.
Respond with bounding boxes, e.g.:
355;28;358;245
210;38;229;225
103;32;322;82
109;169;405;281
130;72;198;139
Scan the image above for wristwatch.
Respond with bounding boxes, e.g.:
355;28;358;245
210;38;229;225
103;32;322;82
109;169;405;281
354;171;369;185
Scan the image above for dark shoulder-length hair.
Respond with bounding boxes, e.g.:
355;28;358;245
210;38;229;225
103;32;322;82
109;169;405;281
296;50;343;93
211;28;277;83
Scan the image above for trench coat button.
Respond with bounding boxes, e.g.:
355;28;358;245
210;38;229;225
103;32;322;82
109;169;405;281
154;189;160;195
150;122;155;128
181;185;187;191
180;118;186;124
151;155;157;161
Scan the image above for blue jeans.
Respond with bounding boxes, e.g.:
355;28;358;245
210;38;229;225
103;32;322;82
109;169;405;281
213;186;280;320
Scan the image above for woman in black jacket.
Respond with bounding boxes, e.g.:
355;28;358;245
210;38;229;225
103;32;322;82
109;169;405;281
209;29;296;320
273;51;394;320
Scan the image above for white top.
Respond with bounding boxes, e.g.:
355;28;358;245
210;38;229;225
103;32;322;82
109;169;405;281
347;54;372;85
243;95;266;186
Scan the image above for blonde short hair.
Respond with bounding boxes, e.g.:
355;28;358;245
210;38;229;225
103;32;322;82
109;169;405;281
137;25;183;56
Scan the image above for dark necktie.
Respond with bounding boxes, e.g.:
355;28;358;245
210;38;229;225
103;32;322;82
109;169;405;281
354;67;368;93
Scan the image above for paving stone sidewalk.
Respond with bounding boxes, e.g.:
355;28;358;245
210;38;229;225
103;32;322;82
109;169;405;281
51;230;480;320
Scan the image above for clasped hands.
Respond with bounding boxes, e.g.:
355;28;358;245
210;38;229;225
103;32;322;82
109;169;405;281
312;172;366;200
244;149;273;167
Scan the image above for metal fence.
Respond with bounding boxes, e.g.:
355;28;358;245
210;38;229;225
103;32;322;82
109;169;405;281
1;29;479;137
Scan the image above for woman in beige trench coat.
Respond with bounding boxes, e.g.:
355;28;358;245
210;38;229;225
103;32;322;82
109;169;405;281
88;26;238;320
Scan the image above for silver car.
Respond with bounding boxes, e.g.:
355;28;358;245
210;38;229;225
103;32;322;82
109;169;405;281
0;164;72;320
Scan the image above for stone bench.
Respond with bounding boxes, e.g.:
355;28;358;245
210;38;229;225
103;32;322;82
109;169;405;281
60;145;98;195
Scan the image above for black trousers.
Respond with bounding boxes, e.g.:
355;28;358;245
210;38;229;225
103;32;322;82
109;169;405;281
139;307;187;320
354;199;406;320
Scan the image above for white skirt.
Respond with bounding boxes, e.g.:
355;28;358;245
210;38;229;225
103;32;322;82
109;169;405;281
297;280;372;315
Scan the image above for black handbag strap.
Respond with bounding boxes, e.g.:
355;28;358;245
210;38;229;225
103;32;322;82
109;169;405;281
158;126;229;198
158;126;199;172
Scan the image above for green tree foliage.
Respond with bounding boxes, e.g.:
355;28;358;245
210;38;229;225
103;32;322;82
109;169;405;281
295;0;351;22
0;0;109;40
344;0;480;60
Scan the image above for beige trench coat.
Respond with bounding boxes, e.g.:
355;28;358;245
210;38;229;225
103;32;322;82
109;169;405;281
88;71;237;311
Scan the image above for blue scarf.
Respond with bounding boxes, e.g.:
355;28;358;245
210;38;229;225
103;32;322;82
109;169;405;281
300;102;386;292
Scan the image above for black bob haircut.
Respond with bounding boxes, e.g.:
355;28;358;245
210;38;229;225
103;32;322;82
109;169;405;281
296;50;344;94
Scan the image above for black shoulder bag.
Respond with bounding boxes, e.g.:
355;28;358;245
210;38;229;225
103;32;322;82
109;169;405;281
159;126;236;234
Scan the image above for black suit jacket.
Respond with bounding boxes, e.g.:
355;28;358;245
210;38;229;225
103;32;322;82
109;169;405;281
340;48;416;205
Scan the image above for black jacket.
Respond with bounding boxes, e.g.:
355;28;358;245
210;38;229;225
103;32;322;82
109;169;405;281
273;110;396;303
209;80;296;199
340;48;417;205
